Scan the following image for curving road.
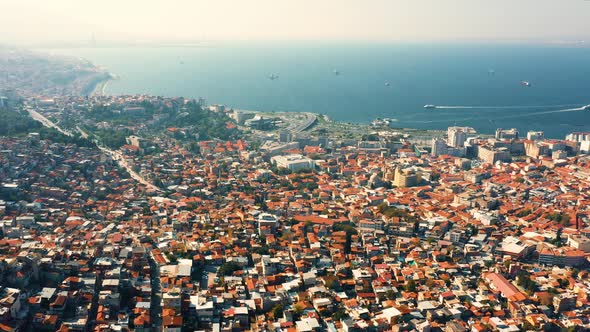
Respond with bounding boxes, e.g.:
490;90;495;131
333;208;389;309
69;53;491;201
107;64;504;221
28;107;161;192
27;108;72;136
99;146;162;192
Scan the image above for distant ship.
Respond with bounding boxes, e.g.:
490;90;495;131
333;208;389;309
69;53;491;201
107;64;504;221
371;118;398;127
424;104;436;109
333;70;340;76
268;74;279;80
521;81;531;87
385;82;391;87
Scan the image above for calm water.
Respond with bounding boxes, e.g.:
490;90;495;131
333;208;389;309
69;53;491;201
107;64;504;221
46;43;590;138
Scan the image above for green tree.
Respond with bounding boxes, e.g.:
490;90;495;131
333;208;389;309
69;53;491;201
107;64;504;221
333;308;348;321
405;280;417;292
324;275;340;290
271;304;284;320
218;261;242;276
293;303;305;316
0;107;42;135
166;253;178;264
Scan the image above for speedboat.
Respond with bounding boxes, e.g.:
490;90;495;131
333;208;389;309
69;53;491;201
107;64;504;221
424;104;436;109
521;81;531;87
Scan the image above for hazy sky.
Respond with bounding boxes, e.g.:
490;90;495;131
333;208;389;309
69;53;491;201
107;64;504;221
2;0;590;45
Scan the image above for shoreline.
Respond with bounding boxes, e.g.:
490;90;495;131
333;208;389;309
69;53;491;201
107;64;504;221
79;75;576;141
90;76;112;96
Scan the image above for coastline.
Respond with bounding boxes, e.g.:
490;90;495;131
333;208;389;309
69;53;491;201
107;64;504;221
90;76;112;96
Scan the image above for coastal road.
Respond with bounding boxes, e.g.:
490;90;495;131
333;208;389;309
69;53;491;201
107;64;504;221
90;78;111;97
282;112;317;133
293;113;317;132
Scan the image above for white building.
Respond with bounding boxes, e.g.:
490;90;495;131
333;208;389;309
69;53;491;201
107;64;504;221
447;127;468;148
495;128;519;140
568;234;590;253
565;132;590;153
527;131;544;141
566;132;590;142
189;295;214;322
258;213;278;229
431;138;448;157
271;154;315;171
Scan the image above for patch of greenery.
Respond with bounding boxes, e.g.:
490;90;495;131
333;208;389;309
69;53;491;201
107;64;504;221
85;100;239;142
91;127;134;149
0;107;42;136
377;203;419;223
516;270;538;295
38;127;96;148
516;209;532;218
218;261;242;276
271;305;284;320
547;212;570;226
0;107;95;147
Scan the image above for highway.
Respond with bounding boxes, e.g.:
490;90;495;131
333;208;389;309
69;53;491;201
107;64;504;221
76;126;89;138
27;108;72;136
28;107;161;192
99;146;162;192
283;112;317;133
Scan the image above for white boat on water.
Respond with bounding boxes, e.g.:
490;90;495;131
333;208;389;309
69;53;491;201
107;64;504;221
424;104;436;109
371;118;398;127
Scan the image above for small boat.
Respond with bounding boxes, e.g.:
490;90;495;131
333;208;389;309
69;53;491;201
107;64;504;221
333;70;340;76
385;82;391;87
371;118;398;127
268;74;279;80
521;81;531;87
424;104;436;109
582;105;590;110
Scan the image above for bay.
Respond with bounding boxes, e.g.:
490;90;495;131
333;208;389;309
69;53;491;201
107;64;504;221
45;43;590;138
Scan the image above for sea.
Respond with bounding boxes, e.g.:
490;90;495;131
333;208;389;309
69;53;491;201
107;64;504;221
43;43;590;138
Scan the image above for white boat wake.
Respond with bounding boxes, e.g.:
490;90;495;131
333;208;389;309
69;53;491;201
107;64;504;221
406;105;588;124
434;104;582;110
496;106;587;119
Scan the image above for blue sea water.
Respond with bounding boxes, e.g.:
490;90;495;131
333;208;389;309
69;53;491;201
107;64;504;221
47;43;590;138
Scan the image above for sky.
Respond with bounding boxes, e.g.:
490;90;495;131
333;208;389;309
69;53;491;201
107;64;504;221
2;0;590;45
